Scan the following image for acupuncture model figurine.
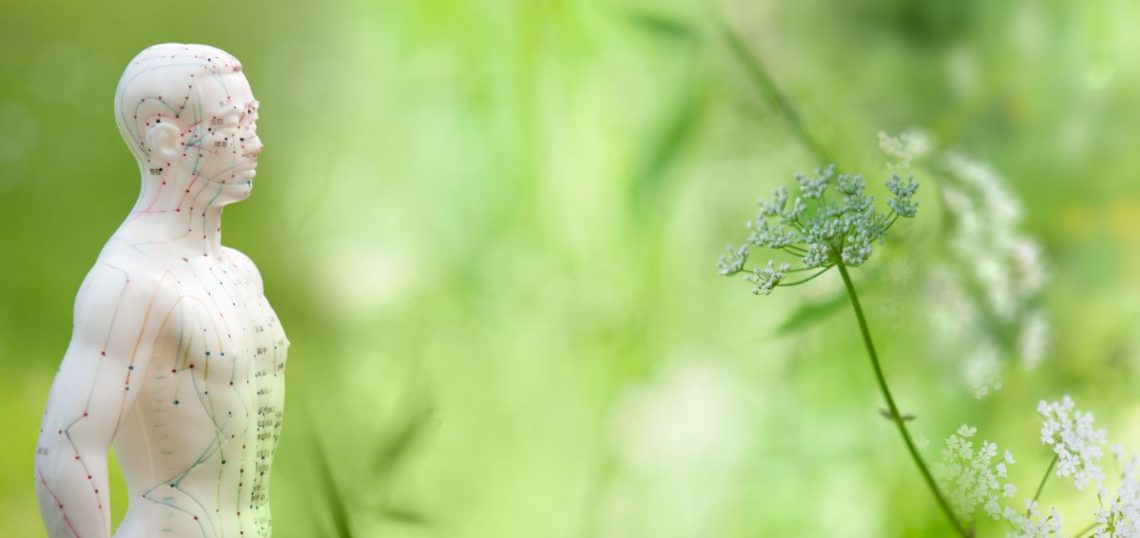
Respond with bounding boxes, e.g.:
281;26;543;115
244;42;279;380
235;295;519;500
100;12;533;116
34;44;287;538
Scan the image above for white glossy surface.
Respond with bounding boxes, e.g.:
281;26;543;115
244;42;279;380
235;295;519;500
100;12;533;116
34;43;287;538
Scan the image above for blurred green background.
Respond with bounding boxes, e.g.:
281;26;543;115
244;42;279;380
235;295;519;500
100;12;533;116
3;0;1140;536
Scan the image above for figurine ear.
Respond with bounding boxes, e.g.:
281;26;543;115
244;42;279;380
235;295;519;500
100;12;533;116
145;119;181;162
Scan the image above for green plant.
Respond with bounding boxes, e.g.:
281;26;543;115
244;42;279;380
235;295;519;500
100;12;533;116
717;158;1140;537
716;160;975;534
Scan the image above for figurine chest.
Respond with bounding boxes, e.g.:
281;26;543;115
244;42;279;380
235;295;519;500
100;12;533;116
168;266;288;385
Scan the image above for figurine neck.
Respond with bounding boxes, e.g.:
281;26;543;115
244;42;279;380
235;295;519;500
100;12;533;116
117;166;233;258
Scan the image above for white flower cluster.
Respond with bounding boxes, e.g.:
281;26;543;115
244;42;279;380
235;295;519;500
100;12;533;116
716;244;748;277
935;420;1071;537
1003;499;1064;538
934;397;1136;537
923;149;1051;398
717;160;919;295
878;130;932;171
963;346;1003;398
745;260;791;296
1095;446;1140;537
935;424;1017;520
887;174;920;217
1039;396;1107;491
942;153;1048;323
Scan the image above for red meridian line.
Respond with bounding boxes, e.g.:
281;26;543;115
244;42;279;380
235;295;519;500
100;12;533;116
142;179;167;212
98;268;131;358
176;172;202;212
61;415;108;532
36;467;82;538
151;295;195;383
111;273;168;439
124;226;195;249
86;265;131;412
183;266;228;354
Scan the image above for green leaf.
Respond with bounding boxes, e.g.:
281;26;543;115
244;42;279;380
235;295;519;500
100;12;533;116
626;10;699;43
311;432;354;538
630;83;705;215
772;292;845;336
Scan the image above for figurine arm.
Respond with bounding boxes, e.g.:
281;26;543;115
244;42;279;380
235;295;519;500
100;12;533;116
34;263;176;538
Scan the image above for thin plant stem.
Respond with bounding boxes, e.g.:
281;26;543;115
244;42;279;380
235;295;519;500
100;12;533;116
835;261;971;537
741;265;813;275
1072;521;1099;538
1031;453;1059;512
777;267;831;287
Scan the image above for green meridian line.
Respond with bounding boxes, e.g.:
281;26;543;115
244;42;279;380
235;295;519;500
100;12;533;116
148;413;232;538
207;183;224;207
173;309;190;403
139;489;209;537
835;261;971;537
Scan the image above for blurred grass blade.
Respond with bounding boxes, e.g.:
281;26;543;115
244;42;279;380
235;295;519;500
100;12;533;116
377;506;430;526
626;9;700;43
773;292;845;336
631;83;705;215
712;12;833;165
372;408;431;477
309;410;354;538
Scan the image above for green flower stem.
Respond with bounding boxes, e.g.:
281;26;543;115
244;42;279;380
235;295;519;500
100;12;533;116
777;266;832;287
1030;453;1059;514
836;261;971;537
1072;521;1099;538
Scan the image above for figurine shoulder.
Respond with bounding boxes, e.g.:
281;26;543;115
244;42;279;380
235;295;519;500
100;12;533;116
221;246;264;291
74;259;178;309
69;258;181;347
80;248;179;298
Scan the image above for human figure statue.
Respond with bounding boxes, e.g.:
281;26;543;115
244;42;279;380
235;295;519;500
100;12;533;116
34;43;288;538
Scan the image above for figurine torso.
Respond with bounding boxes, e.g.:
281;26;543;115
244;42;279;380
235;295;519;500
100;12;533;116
108;245;287;538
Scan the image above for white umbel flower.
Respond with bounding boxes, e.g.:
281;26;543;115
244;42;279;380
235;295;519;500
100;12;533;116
1004;499;1064;537
878;130;931;171
1094;447;1140;537
717;157;920;295
1039;396;1107;491
935;424;1017;520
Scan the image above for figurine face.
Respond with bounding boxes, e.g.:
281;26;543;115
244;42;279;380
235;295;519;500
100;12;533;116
191;72;262;200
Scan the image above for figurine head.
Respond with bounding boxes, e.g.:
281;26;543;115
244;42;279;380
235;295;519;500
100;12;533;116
114;44;262;205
